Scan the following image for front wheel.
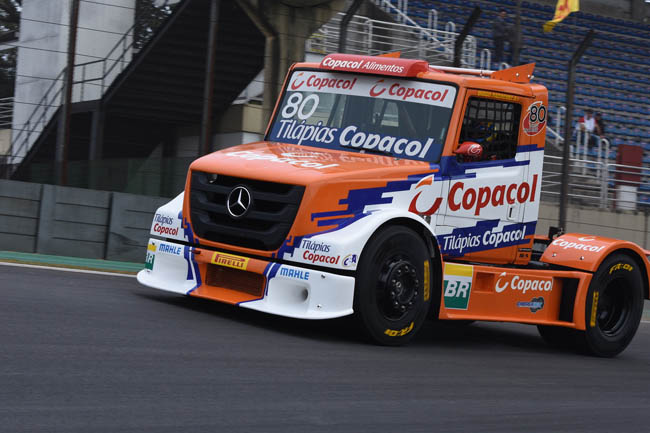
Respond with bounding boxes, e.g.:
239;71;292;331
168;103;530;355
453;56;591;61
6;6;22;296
576;253;644;357
354;226;432;346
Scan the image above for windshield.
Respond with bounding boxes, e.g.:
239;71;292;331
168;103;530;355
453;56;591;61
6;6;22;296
267;70;456;162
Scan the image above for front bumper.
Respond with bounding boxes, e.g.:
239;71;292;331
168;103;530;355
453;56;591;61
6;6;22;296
137;238;355;320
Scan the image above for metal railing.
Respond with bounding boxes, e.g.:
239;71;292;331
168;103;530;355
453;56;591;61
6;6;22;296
542;152;649;211
4;5;173;174
307;12;476;67
0;97;14;129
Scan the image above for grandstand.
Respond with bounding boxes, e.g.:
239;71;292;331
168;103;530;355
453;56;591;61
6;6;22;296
373;0;650;208
3;0;649;208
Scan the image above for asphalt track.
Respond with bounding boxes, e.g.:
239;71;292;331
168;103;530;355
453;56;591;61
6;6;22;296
2;264;650;433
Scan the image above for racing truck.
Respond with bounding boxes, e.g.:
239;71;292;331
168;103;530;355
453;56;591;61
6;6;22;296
138;53;649;357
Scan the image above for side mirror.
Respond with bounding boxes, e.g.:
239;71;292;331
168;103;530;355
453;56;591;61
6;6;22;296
454;141;483;159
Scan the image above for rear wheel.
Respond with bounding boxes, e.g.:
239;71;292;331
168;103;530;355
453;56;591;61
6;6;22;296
577;253;644;357
354;226;432;346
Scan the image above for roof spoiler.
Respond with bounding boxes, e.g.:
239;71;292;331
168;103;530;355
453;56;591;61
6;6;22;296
431;63;536;83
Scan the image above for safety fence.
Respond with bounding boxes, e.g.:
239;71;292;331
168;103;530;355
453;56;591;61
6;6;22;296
306;11;476;67
542;154;649;211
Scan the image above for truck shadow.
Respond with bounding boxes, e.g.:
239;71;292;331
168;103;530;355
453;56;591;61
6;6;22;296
134;288;571;355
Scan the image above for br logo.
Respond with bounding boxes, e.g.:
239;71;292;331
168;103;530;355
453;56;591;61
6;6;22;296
443;263;473;310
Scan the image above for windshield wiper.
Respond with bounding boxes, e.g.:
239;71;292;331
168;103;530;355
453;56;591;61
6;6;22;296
360;148;398;158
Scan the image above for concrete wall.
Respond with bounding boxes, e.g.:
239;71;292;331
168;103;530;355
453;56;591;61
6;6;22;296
0;179;168;263
1;179;650;262
0;179;41;253
537;202;650;249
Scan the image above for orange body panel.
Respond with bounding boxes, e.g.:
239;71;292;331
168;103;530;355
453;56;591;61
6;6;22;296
439;261;593;329
190;248;270;304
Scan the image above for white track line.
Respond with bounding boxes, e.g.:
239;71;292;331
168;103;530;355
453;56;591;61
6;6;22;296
0;261;136;278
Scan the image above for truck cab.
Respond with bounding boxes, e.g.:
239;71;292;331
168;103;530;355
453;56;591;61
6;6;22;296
138;54;648;357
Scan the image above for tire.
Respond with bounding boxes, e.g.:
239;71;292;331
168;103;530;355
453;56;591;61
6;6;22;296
577;253;644;357
354;226;432;346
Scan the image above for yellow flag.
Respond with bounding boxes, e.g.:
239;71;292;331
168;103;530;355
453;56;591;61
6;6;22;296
543;0;579;33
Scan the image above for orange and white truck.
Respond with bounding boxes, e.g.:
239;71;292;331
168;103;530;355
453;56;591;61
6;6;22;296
138;53;649;357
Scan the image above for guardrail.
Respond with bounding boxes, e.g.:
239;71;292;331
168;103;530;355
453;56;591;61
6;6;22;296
306;12;476;67
542;153;648;211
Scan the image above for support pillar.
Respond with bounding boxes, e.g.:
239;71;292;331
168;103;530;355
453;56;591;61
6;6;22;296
199;0;221;156
55;0;80;186
559;30;595;229
88;107;105;190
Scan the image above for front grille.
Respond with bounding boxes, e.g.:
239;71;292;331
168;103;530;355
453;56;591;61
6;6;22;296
190;171;305;250
205;265;266;297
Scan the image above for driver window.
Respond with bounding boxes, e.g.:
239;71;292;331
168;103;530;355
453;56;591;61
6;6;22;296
458;97;521;161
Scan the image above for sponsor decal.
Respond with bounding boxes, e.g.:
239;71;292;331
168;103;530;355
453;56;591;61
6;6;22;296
226;150;339;170
321;56;407;74
211;252;249;270
495;272;553;294
153;213;179;236
302;250;340;265
423;260;430;302
339;126;434;158
522;101;547;136
271;72;455;161
590;291;600;328
550;238;606;253
301;239;331;253
609;263;634;274
285;72;455;108
466;143;483;155
443;263;473;310
384;322;414;337
290;72;358;91
369;79;450;103
448;175;538;216
154;214;174;225
439;221;534;257
342;254;358;267
279;266;310;281
271;120;435;160
517;297;545;313
145;241;156;271
408;175;443;216
157;243;182;256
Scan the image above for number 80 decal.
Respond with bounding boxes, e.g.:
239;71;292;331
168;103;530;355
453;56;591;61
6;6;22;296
522;101;547;136
281;92;320;120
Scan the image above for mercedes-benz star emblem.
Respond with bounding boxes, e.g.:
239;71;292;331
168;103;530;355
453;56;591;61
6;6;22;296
226;185;252;218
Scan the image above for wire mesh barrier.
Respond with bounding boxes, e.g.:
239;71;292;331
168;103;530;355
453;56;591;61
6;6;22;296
306;12;476;67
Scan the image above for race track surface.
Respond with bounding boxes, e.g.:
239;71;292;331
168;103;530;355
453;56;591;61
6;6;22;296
2;264;650;433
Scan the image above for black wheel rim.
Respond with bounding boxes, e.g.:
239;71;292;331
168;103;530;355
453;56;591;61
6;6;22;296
597;277;632;337
376;256;419;321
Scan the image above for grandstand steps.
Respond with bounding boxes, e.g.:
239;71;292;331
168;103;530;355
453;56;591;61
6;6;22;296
8;0;266;186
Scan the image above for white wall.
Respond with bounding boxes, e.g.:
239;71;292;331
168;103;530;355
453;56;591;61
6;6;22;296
11;0;135;160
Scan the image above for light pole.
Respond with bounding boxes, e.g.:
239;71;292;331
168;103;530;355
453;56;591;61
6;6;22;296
512;0;521;66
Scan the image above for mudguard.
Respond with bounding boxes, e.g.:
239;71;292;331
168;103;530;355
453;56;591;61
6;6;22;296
279;209;437;272
541;233;650;297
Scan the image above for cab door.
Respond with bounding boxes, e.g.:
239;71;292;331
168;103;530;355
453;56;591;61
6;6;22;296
438;90;534;264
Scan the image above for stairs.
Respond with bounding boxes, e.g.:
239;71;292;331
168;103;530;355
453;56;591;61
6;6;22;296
5;0;265;188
